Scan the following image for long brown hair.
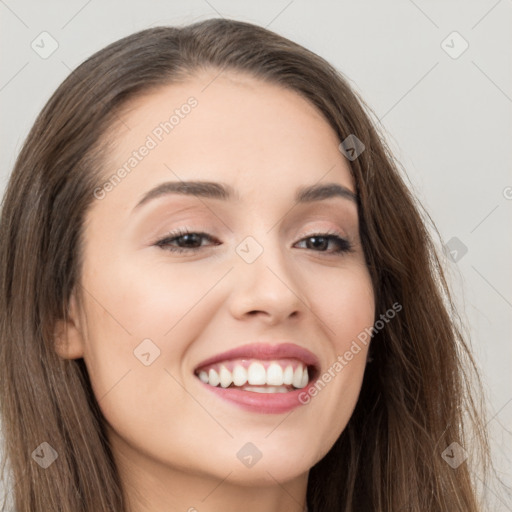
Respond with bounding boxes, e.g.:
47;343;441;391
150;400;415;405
0;18;493;511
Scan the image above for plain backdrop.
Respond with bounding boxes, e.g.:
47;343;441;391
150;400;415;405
1;0;511;509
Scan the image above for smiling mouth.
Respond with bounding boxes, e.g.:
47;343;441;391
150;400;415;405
194;358;318;393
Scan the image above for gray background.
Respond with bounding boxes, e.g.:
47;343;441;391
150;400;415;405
1;0;511;509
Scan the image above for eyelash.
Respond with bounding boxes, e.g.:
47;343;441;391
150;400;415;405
154;227;353;255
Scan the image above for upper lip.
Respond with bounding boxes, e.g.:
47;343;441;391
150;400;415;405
194;342;321;372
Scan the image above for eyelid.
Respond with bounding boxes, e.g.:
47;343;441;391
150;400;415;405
295;226;346;239
150;225;212;246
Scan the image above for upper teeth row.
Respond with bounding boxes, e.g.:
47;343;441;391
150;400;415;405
197;361;309;389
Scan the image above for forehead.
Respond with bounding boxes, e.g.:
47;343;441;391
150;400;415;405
98;70;354;205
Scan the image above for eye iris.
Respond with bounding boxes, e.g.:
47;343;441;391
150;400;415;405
308;236;328;251
179;233;202;247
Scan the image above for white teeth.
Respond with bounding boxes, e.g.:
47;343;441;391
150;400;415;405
266;362;283;385
300;368;309;388
232;365;248;386
242;386;289;393
283;365;294;385
219;365;232;388
197;360;310;390
208;368;220;387
247;362;266;385
292;366;304;388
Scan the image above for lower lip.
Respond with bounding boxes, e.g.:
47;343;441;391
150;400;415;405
197;379;316;414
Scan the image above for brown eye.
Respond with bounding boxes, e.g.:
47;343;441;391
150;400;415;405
156;229;219;254
295;234;352;254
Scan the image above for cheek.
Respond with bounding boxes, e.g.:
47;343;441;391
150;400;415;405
312;262;375;345
82;249;217;339
77;255;207;459
300;263;374;446
77;248;228;401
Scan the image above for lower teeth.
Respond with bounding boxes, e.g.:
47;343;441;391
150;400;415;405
237;385;291;393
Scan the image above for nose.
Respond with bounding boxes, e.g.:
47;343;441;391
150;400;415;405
227;238;306;326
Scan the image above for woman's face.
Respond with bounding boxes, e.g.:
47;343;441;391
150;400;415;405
58;70;375;498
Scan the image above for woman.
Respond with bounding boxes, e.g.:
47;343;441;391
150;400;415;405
0;18;492;511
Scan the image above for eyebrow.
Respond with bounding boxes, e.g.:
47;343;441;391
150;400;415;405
133;180;357;211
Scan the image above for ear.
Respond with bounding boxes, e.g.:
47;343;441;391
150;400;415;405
54;292;85;359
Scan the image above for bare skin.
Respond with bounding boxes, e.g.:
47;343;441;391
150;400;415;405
55;69;375;512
